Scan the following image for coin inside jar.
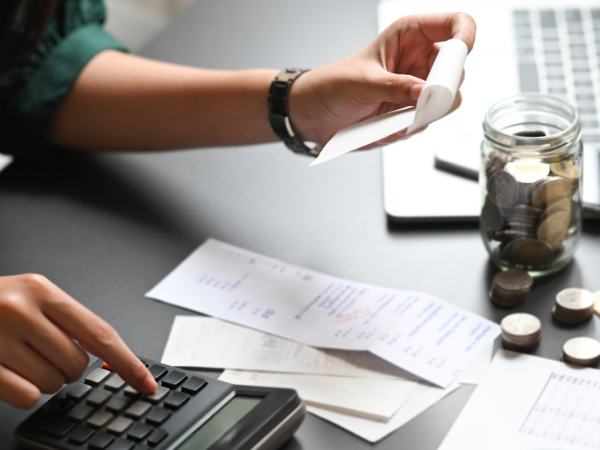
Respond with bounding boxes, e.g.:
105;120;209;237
489;269;533;307
487;170;519;208
536;210;570;249
550;160;580;183
505;160;549;184
506;238;553;266
501;313;542;351
562;337;600;367
530;176;572;207
553;287;595;325
543;197;572;217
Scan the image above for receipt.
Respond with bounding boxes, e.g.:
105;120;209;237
310;39;468;166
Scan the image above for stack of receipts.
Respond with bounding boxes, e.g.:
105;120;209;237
149;239;500;442
163;316;493;442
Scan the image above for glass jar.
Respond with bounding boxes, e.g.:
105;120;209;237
480;94;583;277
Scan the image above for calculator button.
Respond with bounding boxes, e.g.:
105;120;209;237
104;374;126;391
68;403;94;422
164;392;189;410
106;416;133;435
125;400;152;418
85;368;111;386
107;438;135;450
87;389;112;406
147;428;168;447
181;377;206;394
48;398;74;415
29;415;74;438
87;411;114;429
127;423;153;441
145;386;169;403
123;386;142;398
68;425;95;444
161;371;187;388
88;431;115;449
148;365;168;380
102;362;113;371
66;383;92;400
145;407;171;425
105;395;132;413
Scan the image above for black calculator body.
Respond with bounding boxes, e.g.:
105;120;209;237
15;357;305;450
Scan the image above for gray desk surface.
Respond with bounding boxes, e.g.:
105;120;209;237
1;1;600;449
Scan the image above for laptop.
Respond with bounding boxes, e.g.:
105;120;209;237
378;0;600;222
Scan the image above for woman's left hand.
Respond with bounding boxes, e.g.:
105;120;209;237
289;12;476;149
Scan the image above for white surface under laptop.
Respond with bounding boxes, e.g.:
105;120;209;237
379;0;600;222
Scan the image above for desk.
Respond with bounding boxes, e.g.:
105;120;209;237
1;1;599;449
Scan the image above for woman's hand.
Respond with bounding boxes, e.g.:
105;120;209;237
0;274;157;409
289;12;476;148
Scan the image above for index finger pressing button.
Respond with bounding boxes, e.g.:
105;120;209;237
145;386;169;403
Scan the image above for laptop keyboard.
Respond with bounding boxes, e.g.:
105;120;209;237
514;8;600;145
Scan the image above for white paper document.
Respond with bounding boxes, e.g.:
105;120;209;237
218;370;417;421
309;382;461;443
162;316;416;379
440;349;600;450
310;39;468;166
148;239;500;387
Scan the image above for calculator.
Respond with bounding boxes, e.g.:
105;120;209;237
15;357;305;450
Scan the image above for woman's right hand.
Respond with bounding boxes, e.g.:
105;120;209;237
0;274;157;409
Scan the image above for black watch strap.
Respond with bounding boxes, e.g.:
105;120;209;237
268;68;321;157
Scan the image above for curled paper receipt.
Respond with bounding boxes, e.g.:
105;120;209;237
310;39;468;166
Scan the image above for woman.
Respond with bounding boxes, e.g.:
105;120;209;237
0;0;476;409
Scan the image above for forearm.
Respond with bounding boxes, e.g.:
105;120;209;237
50;50;280;150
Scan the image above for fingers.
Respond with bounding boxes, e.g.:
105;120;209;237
410;12;477;52
39;283;157;394
26;316;89;384
366;71;425;107
3;343;66;394
0;364;41;409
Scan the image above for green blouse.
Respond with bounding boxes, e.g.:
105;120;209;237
0;0;126;161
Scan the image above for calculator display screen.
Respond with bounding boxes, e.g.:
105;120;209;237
176;396;261;450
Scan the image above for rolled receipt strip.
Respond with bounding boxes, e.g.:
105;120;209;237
310;39;468;166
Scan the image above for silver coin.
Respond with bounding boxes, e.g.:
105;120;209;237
556;288;595;311
501;313;541;337
563;337;600;365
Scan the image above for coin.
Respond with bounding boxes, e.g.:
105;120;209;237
530;176;572;207
488;170;519;208
501;313;541;351
537;211;570;247
553;288;595;325
562;337;600;367
507;238;553;266
544;197;572;217
482;197;505;235
505;160;550;184
501;205;543;221
550;160;580;183
489;269;533;307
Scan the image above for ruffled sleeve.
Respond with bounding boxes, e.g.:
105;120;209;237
0;0;127;161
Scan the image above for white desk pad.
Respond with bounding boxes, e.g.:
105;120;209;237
148;239;499;387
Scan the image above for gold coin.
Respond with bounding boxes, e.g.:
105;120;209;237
505;160;550;184
544;197;572;217
537;211;570;244
508;238;553;266
550;161;580;182
531;177;572;207
487;171;519;208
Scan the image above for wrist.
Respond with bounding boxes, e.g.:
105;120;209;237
287;70;320;144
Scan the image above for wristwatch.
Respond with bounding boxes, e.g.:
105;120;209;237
268;68;322;156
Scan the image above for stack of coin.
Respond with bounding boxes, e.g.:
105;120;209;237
552;288;595;325
562;337;600;367
489;269;533;307
594;290;600;317
482;153;580;268
501;313;542;351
